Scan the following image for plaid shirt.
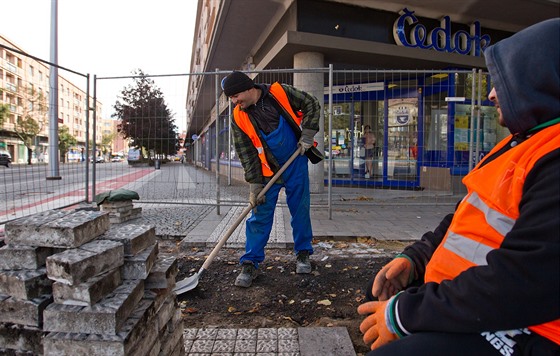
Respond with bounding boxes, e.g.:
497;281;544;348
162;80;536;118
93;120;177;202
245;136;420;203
231;83;321;184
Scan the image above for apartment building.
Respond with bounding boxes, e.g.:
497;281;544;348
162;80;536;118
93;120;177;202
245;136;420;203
0;35;109;164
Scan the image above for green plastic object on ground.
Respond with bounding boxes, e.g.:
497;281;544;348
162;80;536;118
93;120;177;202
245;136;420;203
94;189;140;205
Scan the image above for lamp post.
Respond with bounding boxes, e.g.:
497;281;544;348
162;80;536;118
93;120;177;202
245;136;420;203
47;0;61;180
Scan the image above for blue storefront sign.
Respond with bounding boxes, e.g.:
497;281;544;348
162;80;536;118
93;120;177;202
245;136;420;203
393;8;491;56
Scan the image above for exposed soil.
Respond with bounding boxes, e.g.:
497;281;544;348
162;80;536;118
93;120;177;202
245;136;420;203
161;239;407;355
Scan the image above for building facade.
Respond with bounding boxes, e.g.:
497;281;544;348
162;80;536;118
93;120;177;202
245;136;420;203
186;0;558;192
0;35;110;164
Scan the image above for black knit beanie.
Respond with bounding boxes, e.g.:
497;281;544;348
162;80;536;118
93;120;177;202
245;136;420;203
222;71;254;97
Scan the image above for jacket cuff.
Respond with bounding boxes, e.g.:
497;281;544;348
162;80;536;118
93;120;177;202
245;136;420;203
385;291;410;338
301;128;317;144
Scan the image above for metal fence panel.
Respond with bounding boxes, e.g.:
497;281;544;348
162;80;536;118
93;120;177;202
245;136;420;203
2;64;499;226
0;44;89;224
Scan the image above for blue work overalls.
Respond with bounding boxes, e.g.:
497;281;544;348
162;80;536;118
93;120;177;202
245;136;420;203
240;116;313;268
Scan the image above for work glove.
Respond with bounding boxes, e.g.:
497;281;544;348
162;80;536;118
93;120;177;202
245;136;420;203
298;128;316;155
358;298;399;350
249;183;265;208
371;254;415;301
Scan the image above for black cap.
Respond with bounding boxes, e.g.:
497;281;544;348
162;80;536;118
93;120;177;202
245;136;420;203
221;71;254;97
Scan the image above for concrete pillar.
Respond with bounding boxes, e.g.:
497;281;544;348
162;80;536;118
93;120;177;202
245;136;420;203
293;52;324;194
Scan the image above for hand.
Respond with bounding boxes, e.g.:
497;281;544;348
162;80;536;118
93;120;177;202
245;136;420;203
371;255;414;301
357;300;398;350
298;140;312;155
298;128;316;155
249;183;265;207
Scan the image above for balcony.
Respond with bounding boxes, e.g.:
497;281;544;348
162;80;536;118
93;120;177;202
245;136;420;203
5;82;17;92
6;62;17;74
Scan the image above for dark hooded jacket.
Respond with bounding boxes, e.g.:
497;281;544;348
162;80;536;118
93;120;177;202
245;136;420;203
391;18;560;342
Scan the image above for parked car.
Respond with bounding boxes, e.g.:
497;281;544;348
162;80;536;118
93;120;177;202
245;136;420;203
0;150;12;168
90;156;105;163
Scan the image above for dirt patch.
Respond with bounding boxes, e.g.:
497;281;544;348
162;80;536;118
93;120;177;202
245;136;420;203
161;239;407;355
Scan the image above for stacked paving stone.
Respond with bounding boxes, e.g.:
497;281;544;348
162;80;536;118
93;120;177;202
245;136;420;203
0;209;184;356
100;200;143;224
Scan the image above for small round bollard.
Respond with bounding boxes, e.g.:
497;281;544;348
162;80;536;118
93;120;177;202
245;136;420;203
154;159;161;169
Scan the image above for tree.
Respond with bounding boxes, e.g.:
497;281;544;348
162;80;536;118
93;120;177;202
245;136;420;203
113;69;178;160
0;88;7;127
0;103;9;127
58;125;77;163
101;132;115;156
13;86;48;165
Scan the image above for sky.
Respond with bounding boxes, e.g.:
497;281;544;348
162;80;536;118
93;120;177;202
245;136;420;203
1;0;198;132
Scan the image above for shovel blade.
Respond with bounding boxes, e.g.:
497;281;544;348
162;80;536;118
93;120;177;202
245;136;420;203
173;273;199;294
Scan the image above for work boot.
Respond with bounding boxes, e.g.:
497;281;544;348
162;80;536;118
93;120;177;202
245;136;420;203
235;261;258;287
296;251;312;274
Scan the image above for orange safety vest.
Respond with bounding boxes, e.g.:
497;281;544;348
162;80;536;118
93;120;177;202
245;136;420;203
233;82;303;177
425;124;560;344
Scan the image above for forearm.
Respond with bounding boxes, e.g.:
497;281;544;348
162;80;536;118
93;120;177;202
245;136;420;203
402;212;454;279
283;84;320;132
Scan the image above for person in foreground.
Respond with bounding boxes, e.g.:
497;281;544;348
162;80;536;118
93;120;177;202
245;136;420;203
357;18;560;355
221;71;321;288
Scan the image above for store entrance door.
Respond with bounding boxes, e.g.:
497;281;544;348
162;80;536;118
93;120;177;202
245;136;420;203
384;95;419;187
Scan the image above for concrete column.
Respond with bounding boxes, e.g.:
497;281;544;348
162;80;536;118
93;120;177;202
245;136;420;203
293;52;324;194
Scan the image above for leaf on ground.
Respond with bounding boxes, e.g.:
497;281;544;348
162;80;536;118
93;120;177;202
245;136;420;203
355;296;365;303
249;303;261;313
325;264;332;268
317;299;332;306
282;316;301;326
182;307;198;314
227;306;237;313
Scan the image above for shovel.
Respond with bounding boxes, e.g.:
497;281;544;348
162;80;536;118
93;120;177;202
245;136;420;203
174;149;302;294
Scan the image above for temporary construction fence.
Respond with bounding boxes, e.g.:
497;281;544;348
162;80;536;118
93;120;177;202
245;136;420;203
1;47;499;226
0;42;92;225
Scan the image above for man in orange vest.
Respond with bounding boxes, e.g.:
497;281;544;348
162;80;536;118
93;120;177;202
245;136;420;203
358;19;560;355
221;71;321;288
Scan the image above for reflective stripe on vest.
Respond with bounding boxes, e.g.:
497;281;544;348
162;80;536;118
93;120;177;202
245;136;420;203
442;192;516;265
425;123;560;344
233;83;301;177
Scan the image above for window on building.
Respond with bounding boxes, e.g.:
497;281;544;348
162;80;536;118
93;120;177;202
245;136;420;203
29;65;34;77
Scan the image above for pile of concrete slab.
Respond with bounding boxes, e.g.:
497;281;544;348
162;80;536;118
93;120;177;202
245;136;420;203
0;209;184;355
100;200;143;224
